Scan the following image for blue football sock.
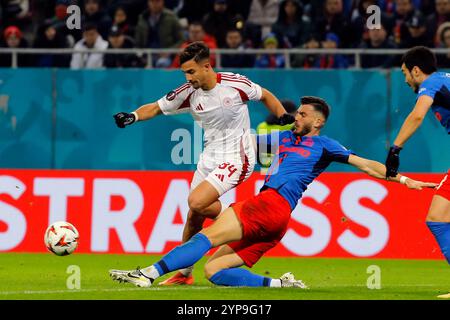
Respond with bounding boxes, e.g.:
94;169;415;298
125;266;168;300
209;268;272;287
154;233;212;276
427;222;450;264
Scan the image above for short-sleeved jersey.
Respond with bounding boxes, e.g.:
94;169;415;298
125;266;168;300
417;72;450;134
158;72;263;161
257;130;354;210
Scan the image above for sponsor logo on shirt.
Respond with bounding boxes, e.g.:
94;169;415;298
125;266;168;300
278;144;311;158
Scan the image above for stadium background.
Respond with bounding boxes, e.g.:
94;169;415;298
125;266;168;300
0;0;450;300
1;68;448;259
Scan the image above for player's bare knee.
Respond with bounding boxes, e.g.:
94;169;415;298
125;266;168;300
425;196;450;222
188;194;207;213
426;213;439;222
426;210;450;222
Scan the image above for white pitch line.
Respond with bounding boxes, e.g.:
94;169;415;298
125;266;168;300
306;284;447;288
0;286;216;296
0;284;446;296
291;283;446;288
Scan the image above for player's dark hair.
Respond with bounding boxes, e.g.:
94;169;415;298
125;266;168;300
300;96;330;120
440;26;450;44
189;21;204;28
179;41;210;65
227;28;242;36
83;22;98;32
400;46;437;74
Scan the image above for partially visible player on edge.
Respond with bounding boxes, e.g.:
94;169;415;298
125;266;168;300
113;41;294;285
384;46;450;298
109;96;436;288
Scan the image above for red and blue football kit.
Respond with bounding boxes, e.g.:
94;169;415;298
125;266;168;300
418;71;450;266
229;130;354;267
417;71;450;200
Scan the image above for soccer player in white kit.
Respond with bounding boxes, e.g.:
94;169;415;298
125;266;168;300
113;42;294;285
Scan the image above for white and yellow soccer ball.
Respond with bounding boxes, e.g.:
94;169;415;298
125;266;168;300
44;221;79;256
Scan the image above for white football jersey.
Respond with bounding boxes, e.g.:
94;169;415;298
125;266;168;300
157;72;262;164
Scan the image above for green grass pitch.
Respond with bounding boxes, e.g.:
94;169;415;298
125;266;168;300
0;253;449;300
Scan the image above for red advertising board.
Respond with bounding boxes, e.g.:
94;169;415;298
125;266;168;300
0;169;445;260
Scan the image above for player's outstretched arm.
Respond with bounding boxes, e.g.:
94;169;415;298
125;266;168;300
113;102;163;128
260;88;295;125
348;154;437;190
385;96;433;177
393;95;433;148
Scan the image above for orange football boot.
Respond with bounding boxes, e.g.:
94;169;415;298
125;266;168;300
158;271;194;286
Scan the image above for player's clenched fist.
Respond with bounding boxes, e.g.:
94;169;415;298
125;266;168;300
113;112;137;128
278;113;295;126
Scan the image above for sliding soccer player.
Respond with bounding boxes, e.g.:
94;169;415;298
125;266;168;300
113;41;293;285
110;96;435;288
384;46;450;298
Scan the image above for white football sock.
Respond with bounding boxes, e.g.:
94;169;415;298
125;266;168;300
140;265;160;280
180;266;194;277
270;279;282;287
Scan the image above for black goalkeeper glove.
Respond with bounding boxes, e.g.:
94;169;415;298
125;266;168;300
385;145;402;178
113;112;137;128
278;113;295;126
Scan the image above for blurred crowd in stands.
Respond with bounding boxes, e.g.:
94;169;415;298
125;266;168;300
0;0;449;68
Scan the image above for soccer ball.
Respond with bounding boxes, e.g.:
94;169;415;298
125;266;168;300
44;221;79;256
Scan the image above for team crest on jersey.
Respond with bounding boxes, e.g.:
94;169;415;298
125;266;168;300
419;88;426;94
166;90;177;101
223;97;233;107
